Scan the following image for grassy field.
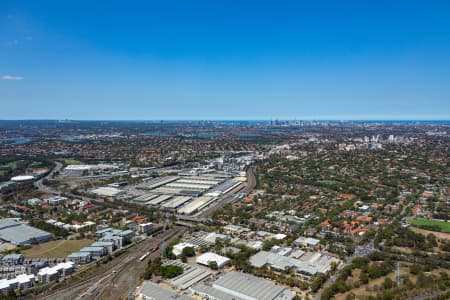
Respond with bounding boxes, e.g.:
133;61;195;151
6;161;17;169
410;219;450;233
58;158;84;165
22;239;94;258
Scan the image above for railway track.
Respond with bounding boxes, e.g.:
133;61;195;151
30;227;184;300
95;226;186;300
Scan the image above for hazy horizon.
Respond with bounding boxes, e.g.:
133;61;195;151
1;118;449;122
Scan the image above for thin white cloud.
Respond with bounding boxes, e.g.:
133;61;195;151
5;40;19;46
3;36;33;47
2;75;24;80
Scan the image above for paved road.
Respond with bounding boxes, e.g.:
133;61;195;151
243;166;256;194
34;161;63;194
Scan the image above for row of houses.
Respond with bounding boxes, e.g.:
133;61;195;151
0;261;75;295
0;274;35;294
45;219;96;233
67;227;137;265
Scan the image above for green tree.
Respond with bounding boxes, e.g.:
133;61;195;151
208;261;219;270
382;277;394;290
360;272;369;284
159;265;184;279
182;246;195;257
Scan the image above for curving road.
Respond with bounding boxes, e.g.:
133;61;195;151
34;161;63;194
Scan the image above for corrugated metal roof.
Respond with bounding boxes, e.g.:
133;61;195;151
191;284;246;300
140;281;195;300
163;261;211;290
67;251;90;258
213;271;295;300
0;218;52;245
250;250;338;275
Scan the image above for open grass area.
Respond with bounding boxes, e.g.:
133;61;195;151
6;161;17;169
410;218;450;233
58;158;84;165
22;239;94;258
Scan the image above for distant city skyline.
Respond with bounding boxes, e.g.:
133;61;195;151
1;1;450;120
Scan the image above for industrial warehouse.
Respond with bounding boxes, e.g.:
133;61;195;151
249;250;340;276
139;173;243;199
163;261;211;290
91;171;245;216
0;219;52;246
190;272;296;300
137;271;296;300
139;282;195;300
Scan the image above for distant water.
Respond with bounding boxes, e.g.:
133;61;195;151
197;133;223;138
236;133;259;137
0;137;32;144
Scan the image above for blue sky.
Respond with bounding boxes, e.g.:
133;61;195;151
1;0;450;120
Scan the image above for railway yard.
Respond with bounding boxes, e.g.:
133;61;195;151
31;226;186;300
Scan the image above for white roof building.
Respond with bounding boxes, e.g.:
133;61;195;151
172;242;195;256
294;236;320;247
11;273;35;285
250;251;339;276
272;233;287;240
196;252;230;269
0;273;35;292
202;232;230;244
91;187;124;197
11;175;35;182
38;261;75;279
247;240;263;250
27;198;42;206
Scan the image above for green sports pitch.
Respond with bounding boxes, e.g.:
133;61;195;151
410;219;450;233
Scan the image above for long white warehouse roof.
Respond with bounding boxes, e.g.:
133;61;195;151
161;196;192;209
177;196;214;215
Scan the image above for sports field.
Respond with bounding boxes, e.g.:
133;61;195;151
410;219;450;233
22;239;94;258
58;158;84;165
